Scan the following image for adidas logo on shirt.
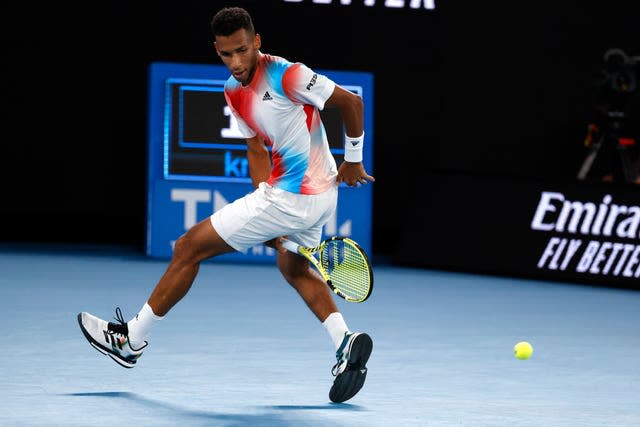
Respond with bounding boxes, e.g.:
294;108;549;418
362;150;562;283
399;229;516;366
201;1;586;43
262;91;273;101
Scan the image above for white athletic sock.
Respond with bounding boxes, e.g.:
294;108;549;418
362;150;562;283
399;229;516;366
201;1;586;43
127;303;163;347
323;312;350;351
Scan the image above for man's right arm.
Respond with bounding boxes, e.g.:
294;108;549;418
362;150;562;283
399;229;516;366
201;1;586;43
246;135;271;189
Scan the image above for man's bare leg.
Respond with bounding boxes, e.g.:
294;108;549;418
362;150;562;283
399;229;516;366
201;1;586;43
147;218;235;316
276;249;372;403
276;250;339;322
124;218;235;346
77;218;235;367
276;250;351;349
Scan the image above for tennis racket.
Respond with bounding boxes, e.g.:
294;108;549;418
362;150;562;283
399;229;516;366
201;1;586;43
281;236;373;303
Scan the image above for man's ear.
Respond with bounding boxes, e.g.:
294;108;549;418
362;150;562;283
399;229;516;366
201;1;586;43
254;33;261;50
213;41;220;56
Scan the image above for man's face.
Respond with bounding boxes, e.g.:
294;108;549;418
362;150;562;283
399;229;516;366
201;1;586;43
214;29;261;85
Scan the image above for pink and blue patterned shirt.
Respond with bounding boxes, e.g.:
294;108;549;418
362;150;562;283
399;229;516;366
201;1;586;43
224;53;338;195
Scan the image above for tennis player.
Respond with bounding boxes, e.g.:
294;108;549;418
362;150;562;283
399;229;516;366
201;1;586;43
78;6;374;403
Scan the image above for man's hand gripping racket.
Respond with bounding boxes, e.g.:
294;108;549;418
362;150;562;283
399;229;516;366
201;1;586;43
280;236;373;303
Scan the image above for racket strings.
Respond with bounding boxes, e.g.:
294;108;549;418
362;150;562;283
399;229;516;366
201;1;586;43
320;240;371;301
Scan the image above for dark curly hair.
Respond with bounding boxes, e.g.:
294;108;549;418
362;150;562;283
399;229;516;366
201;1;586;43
211;7;255;37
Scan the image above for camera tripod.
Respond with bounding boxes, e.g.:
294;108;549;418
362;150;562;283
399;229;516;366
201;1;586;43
577;48;640;184
577;111;640;184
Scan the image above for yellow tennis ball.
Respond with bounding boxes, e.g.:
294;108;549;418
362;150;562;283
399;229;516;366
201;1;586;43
514;341;533;360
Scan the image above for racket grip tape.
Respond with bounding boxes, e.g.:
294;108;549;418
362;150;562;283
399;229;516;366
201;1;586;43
281;239;301;254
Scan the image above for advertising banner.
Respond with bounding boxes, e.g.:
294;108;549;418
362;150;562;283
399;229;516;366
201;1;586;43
396;173;640;289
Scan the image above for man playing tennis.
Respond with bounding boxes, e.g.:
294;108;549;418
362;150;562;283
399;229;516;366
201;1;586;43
78;6;374;403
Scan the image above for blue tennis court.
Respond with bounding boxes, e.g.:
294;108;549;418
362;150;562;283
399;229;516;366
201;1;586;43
1;244;639;426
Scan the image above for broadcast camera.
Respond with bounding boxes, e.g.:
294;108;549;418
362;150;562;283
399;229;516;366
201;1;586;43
577;48;640;184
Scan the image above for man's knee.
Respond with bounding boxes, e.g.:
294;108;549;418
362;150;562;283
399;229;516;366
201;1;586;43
172;231;198;262
172;219;234;264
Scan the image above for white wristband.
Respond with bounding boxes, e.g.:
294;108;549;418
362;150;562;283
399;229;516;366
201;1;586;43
344;132;364;163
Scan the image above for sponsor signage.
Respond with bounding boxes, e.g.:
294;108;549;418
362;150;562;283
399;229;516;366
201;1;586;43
532;192;640;279
395;172;640;289
282;0;436;10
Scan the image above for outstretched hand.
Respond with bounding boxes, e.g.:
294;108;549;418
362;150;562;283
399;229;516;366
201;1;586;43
337;162;375;187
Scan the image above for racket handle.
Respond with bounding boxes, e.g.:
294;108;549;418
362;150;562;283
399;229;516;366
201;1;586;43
281;238;301;254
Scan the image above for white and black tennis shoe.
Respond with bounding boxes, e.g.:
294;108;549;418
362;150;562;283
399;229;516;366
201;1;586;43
77;307;147;368
329;332;373;403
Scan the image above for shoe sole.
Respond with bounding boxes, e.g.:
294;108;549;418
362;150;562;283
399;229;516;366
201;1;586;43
329;333;373;403
77;313;136;369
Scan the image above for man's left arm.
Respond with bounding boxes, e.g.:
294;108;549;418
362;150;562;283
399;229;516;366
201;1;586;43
325;85;375;187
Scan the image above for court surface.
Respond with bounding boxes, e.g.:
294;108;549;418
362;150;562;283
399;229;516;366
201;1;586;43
1;244;639;427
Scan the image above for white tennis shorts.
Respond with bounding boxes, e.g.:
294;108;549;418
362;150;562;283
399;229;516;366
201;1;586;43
210;182;338;252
